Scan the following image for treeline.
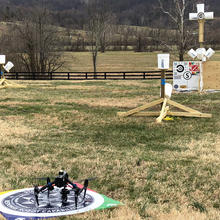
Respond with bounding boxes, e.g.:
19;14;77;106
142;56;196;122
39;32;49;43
0;0;163;28
63;27;185;53
0;0;220;28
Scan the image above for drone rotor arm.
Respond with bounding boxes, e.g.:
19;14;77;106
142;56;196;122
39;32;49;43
66;178;78;189
38;180;55;193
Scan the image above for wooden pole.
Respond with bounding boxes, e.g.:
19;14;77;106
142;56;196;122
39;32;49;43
161;69;166;98
0;64;4;81
198;19;205;48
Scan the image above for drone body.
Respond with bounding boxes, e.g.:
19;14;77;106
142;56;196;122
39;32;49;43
34;170;89;209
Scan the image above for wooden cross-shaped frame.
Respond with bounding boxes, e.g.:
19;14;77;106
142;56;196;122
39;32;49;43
189;4;214;47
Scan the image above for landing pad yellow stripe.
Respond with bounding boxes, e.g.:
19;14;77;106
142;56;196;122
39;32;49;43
0;190;16;195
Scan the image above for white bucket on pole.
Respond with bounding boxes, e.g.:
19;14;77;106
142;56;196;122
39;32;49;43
165;83;173;98
0;55;6;65
3;61;14;72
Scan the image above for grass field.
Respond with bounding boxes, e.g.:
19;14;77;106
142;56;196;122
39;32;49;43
0;79;219;219
61;51;220;72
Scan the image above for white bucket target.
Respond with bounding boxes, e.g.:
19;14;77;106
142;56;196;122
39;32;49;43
165;83;173;98
0;55;6;65
3;61;14;72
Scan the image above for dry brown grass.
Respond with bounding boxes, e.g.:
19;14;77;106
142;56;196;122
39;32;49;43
61;51;220;72
61;51;159;72
0;80;219;220
0;117;36;146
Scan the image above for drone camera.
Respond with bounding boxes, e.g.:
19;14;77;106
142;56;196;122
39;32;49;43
55;170;68;187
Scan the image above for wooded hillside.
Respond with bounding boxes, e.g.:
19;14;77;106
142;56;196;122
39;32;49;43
0;0;219;28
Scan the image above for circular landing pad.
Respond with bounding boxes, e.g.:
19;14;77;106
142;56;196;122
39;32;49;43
0;187;104;219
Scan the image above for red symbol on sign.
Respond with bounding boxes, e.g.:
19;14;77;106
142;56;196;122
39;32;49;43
189;63;200;75
191;65;199;72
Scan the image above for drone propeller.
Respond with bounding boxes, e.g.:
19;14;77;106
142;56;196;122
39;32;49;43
78;177;97;182
33;176;56;181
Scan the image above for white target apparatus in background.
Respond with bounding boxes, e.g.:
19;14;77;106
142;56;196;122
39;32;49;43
188;49;197;59
3;61;14;72
189;4;214;21
188;3;215;62
0;55;25;89
205;48;215;59
0;55;6;65
165;83;173;99
188;48;215;62
157;54;170;70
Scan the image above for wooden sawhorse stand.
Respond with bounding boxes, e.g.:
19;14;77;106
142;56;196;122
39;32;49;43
0;76;25;89
117;97;212;123
117;70;212;122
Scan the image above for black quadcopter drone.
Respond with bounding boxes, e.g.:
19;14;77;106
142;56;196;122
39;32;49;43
34;170;92;209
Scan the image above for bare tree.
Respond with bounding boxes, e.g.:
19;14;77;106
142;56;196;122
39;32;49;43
158;0;192;60
3;5;64;73
86;0;115;74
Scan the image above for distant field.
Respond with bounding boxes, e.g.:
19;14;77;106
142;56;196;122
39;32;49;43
60;51;220;72
0;80;219;219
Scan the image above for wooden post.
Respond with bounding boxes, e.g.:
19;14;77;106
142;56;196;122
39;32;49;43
161;70;166;98
198;19;205;48
0;64;3;79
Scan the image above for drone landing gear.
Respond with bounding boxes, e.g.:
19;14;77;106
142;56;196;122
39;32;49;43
61;188;70;206
33;171;92;209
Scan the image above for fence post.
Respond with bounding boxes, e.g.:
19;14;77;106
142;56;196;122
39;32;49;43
50;72;53;80
85;73;88;79
104;72;107;79
68;73;70;80
32;72;35;80
123;72;126;79
143;72;146;79
16;72;18;80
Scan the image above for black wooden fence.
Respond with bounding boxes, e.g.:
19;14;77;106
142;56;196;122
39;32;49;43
6;70;173;80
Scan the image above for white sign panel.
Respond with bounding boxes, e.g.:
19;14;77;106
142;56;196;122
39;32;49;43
158;54;170;70
3;61;14;72
0;55;6;64
173;61;202;91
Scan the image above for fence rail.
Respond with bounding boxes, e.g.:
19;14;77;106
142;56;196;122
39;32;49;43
6;71;173;80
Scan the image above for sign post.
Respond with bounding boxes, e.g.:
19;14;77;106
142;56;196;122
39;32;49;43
157;54;169;99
